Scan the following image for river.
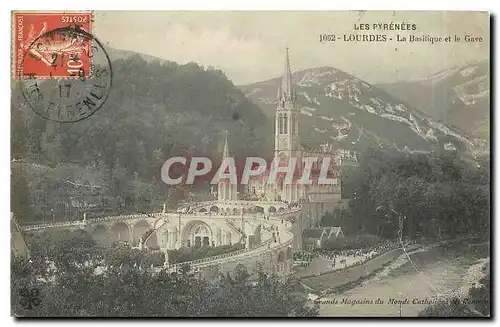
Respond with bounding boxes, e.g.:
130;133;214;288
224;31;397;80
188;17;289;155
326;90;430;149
316;244;489;317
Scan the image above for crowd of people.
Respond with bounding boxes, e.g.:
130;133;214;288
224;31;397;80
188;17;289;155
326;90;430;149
262;224;281;244
294;239;407;270
318;239;403;267
282;200;301;210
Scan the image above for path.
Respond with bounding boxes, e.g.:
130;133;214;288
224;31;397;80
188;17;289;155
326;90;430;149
301;245;420;292
295;253;371;278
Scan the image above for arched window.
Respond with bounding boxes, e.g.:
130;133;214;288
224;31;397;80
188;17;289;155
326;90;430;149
194;225;209;235
283;114;288;134
279;114;284;134
276;114;281;134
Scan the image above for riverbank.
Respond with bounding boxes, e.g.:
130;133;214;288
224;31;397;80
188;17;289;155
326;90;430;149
300;236;486;293
456;257;489;298
315;244;489;317
300;244;420;293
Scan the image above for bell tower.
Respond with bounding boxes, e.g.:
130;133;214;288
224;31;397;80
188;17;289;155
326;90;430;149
274;48;302;202
275;48;301;164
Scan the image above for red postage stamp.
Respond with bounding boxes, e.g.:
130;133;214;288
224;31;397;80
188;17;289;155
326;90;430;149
13;11;93;79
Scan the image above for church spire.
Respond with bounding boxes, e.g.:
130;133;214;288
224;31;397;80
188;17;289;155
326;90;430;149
277;47;295;102
223;130;230;158
218;130;237;201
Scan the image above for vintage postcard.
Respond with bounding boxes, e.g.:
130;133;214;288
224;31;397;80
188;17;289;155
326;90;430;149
11;11;490;318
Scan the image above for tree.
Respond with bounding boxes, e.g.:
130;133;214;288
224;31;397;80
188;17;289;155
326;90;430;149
345;148;489;240
12;235;317;317
11;104;28;159
12;54;272;223
11;165;33;223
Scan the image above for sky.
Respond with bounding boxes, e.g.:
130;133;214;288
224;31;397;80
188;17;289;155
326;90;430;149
93;11;489;85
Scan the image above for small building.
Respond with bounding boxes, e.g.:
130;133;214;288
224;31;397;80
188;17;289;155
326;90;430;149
324;226;345;240
302;229;324;251
301;226;345;251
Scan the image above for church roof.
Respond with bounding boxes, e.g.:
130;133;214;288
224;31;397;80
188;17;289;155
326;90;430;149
222;130;230;158
327;226;344;238
302;228;323;239
302;227;344;241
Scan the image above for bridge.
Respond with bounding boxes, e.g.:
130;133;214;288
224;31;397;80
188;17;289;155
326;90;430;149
21;200;303;277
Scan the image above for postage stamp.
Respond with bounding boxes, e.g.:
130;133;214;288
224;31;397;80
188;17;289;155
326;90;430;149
13;11;93;79
14;11;112;123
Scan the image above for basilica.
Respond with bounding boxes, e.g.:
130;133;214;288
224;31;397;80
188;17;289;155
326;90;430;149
20;49;347;274
216;49;343;226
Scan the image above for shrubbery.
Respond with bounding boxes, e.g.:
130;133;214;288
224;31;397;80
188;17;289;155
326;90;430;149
12;231;316;317
322;234;380;250
11;54;271;223
335;148;489;240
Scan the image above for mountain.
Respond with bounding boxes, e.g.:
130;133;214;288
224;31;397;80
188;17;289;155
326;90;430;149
11;50;273;222
239;67;476;153
377;60;490;140
13;50;273;163
105;47;175;64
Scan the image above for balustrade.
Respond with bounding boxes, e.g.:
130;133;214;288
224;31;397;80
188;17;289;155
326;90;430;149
163;220;293;272
23;203;301;232
22;204;298;277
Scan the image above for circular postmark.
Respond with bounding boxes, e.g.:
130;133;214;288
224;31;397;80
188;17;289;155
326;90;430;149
18;26;112;123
